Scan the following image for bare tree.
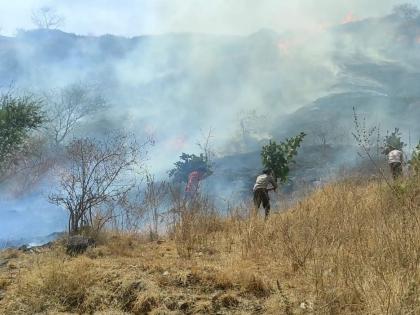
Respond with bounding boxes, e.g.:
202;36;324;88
31;6;65;30
44;83;107;146
308;119;349;157
143;174;168;239
197;128;216;165
118;188;146;231
49;133;151;234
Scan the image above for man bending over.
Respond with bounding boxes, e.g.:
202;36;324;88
253;169;278;218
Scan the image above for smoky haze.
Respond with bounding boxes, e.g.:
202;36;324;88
0;1;419;245
0;0;418;36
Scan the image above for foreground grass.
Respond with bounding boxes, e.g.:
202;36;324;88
0;176;419;314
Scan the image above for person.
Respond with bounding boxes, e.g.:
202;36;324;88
388;147;403;180
185;167;207;199
253;169;278;218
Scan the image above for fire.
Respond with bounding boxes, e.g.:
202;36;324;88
167;135;187;151
342;12;357;24
277;35;309;55
277;39;292;55
312;22;329;33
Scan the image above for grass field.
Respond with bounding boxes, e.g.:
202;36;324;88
0;175;419;314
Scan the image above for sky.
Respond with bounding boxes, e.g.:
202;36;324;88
0;0;419;37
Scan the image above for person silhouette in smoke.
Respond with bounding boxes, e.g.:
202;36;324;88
185;167;208;200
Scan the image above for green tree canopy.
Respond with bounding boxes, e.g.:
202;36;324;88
409;142;420;175
0;94;44;167
169;153;213;183
382;128;406;154
261;132;305;183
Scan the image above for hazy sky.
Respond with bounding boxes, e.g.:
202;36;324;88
0;0;419;36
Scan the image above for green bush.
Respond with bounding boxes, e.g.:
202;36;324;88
261;132;305;183
169;153;212;183
0;93;44;167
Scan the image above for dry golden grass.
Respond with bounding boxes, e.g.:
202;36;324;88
0;175;419;314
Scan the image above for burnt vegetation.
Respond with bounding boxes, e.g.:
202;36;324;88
0;4;419;315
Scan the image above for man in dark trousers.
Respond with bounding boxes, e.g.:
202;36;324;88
387;146;404;180
253;169;278;218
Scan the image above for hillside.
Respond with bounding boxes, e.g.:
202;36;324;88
1;13;419;141
1;10;420;258
0;175;418;314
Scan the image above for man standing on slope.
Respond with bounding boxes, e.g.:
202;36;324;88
253;169;278;218
388;147;404;180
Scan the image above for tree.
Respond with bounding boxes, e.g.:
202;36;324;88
352;107;381;159
0;93;44;172
44;83;107;146
49;133;151;234
261;132;305;183
382;128;406;155
169;129;214;184
308;118;350;155
409;142;420;175
169;153;213;183
393;4;420;20
31;6;64;30
142;174;168;239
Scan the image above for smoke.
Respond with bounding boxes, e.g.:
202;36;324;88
0;185;66;241
0;0;416;36
0;1;420;243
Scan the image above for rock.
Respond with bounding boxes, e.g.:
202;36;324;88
178;301;190;311
39;241;54;249
66;235;95;255
300;301;314;310
17;245;29;252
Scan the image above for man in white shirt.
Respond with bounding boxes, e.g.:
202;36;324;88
253;169;278;218
388;147;403;180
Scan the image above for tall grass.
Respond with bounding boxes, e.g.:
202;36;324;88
173;175;420;314
1;175;418;314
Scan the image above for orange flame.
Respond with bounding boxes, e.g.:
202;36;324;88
277;39;293;55
312;22;329;33
167;135;187;151
342;12;357;24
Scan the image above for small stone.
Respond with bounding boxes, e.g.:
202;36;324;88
18;245;29;252
66;235;95;255
300;301;314;310
178;301;190;311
